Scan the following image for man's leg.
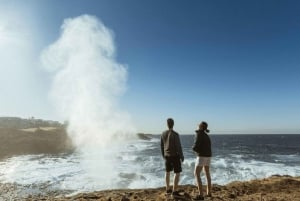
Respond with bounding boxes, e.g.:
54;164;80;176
194;165;204;196
204;166;212;196
172;156;182;193
165;171;170;191
173;172;180;192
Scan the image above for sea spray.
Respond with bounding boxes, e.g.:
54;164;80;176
1;135;300;191
41;15;135;146
41;15;136;187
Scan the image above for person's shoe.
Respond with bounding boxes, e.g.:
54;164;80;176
205;193;212;198
165;189;172;195
193;194;204;201
171;191;181;198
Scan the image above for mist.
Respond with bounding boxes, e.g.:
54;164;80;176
41;15;136;148
40;15;138;188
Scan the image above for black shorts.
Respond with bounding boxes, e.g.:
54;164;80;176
165;156;182;173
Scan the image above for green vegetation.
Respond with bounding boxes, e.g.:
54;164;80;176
0;117;63;129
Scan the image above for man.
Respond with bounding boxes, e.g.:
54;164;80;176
161;118;184;197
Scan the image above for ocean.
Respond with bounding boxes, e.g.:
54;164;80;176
0;134;299;194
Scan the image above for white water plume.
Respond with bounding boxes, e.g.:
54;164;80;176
41;15;136;148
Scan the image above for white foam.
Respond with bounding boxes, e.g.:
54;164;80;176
272;154;300;163
210;157;300;185
1;140;300;192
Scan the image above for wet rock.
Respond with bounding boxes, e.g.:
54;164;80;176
212;185;222;191
228;192;236;199
121;196;130;201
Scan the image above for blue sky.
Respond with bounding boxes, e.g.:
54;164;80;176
0;0;299;134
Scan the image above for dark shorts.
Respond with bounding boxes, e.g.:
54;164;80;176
165;156;182;173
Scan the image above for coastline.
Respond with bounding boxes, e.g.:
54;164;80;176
0;127;73;160
1;175;299;201
0;126;299;200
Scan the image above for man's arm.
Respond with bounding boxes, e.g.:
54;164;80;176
176;134;184;162
160;135;165;158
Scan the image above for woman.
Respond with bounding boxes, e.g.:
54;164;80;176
192;121;212;200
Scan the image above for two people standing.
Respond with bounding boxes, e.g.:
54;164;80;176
160;118;212;200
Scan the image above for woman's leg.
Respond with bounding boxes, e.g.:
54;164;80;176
194;165;203;196
204;166;212;196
